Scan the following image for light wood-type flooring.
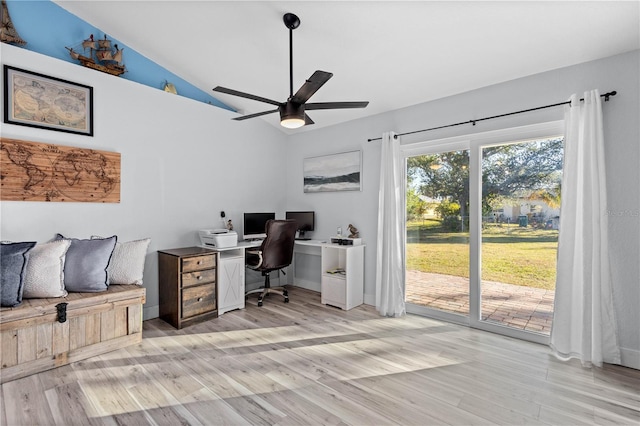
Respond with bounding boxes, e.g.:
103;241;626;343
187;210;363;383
1;286;639;425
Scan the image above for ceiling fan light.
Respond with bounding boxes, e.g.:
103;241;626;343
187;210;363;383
281;117;306;129
280;103;306;129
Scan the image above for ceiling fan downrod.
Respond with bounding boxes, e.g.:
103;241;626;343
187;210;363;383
283;13;300;99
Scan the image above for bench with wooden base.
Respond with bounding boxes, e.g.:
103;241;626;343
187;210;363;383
0;284;146;384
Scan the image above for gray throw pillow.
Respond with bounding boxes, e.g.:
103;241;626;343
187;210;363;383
1;241;37;307
55;234;117;292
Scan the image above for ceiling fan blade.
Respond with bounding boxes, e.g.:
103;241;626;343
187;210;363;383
213;86;281;106
304;114;315;125
291;71;333;104
305;101;369;110
232;109;279;121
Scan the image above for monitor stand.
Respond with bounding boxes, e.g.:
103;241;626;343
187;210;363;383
296;230;311;241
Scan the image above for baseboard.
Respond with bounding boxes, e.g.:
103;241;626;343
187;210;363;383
620;347;640;370
143;305;159;321
364;293;375;306
292;279;321;293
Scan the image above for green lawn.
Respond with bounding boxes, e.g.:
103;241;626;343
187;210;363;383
406;219;558;290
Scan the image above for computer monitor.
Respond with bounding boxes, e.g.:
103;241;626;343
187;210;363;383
286;211;315;239
243;212;275;240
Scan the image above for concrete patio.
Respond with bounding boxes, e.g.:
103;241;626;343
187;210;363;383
406;270;555;334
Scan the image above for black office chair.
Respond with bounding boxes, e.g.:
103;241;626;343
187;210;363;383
245;219;298;306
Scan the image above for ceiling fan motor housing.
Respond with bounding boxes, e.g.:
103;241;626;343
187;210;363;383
279;102;306;128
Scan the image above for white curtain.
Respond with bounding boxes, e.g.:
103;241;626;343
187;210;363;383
550;90;621;367
376;131;406;317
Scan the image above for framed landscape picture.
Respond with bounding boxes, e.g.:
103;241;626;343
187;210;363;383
303;150;362;193
3;65;94;136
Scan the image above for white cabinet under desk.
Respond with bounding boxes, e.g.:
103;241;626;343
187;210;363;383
216;248;246;315
289;240;365;310
320;244;365;310
200;242;258;315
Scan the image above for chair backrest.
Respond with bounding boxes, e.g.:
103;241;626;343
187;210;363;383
259;219;298;272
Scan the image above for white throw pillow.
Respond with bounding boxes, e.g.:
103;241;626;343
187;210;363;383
93;236;150;285
23;239;71;298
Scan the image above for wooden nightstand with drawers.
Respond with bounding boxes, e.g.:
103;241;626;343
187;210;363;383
158;247;218;329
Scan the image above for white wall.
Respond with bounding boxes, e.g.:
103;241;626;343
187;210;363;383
286;50;640;369
3;43;638;369
0;44;288;320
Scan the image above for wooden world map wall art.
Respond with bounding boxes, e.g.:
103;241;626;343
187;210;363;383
0;138;120;203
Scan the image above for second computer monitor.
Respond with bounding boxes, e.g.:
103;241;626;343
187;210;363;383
286;211;315;239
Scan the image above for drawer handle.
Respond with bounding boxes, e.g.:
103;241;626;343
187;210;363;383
197;275;202;280
197;261;202;265
197;297;203;302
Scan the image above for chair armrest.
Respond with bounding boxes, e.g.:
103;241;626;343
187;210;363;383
245;249;263;270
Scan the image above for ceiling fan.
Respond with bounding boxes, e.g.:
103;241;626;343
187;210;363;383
212;13;369;129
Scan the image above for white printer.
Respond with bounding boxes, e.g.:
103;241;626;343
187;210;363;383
199;229;238;248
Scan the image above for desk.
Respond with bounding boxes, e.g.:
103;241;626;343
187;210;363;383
202;240;365;313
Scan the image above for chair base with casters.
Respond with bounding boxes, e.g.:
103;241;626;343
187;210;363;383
245;270;289;307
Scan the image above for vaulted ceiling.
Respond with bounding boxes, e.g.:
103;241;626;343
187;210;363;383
53;1;640;133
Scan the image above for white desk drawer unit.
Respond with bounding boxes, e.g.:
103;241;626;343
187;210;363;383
320;244;365;310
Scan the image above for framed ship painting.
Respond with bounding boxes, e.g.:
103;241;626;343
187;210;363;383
303;150;362;193
3;65;94;136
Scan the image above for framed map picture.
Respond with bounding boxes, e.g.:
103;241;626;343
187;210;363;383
3;65;94;136
303;150;362;193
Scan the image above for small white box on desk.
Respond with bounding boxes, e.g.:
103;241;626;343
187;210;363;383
199;229;238;248
329;237;362;246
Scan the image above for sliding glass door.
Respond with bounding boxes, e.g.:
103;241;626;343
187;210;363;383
404;122;564;342
480;138;562;335
405;145;470;322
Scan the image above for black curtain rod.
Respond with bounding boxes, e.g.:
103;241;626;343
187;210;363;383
367;91;617;142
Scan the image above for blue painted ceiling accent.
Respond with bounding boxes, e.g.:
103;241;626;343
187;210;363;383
4;0;234;111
